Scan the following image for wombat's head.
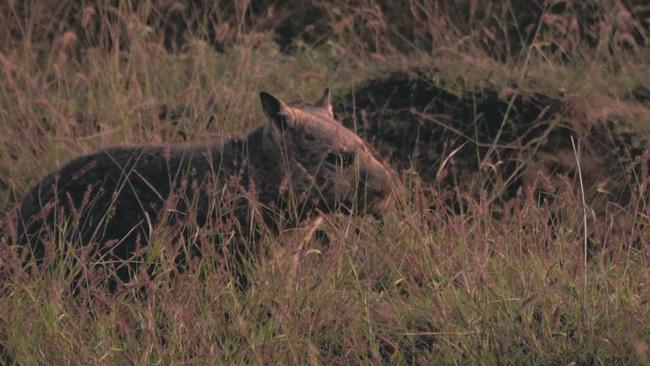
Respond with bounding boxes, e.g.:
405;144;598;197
260;89;396;216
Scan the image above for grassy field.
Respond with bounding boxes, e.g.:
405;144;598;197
1;1;650;364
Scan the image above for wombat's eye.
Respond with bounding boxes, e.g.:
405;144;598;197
340;152;354;167
325;152;354;167
304;133;317;142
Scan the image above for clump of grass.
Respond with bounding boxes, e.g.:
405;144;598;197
1;0;649;364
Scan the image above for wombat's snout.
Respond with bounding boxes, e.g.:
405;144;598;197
361;161;398;215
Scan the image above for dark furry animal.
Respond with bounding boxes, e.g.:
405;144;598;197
9;89;395;287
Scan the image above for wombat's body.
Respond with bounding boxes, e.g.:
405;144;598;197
12;90;395;285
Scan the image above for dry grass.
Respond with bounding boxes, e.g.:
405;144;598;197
1;0;649;364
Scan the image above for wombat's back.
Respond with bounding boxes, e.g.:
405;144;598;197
16;142;229;264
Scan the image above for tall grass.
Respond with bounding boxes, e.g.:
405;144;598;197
1;0;649;364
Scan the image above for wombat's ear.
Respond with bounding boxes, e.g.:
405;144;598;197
260;91;295;128
314;88;333;118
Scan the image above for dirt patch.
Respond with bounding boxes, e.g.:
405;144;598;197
334;70;649;209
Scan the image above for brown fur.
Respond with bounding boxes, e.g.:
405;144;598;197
12;89;395;284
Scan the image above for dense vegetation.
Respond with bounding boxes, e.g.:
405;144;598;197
1;1;649;364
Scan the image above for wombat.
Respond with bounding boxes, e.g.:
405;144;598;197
9;89;396;287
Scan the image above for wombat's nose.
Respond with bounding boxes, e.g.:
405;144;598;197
372;181;392;201
362;163;397;214
365;185;392;215
377;165;399;197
